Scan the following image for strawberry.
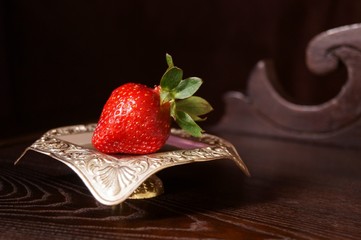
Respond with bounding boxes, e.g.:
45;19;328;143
92;54;213;154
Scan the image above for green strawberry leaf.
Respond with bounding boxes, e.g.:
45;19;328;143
160;67;183;91
186;114;207;122
175;111;203;137
170;100;177;120
172;77;203;99
176;96;213;118
160;91;171;104
160;53;213;138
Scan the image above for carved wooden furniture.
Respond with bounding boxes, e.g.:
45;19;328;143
216;23;361;148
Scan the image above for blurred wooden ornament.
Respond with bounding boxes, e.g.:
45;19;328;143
216;23;361;148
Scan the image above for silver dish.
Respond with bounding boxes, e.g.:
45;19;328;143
16;124;249;206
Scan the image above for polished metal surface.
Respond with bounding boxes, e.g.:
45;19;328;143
16;124;249;206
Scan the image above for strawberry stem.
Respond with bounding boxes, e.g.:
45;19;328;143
166;53;174;68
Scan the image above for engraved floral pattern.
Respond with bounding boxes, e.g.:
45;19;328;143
20;124;248;205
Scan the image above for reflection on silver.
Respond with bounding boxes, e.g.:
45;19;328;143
16;124;249;206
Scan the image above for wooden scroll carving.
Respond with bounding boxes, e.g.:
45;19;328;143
215;23;361;148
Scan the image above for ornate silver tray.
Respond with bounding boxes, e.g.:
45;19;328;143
16;124;249;206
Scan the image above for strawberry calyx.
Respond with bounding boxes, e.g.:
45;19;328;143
158;54;213;137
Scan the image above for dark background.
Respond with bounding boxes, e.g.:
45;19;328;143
1;0;361;140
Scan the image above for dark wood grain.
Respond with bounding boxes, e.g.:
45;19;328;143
1;132;360;239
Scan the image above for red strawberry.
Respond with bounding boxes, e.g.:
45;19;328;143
92;54;213;154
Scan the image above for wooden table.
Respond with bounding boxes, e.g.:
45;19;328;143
1;130;360;240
